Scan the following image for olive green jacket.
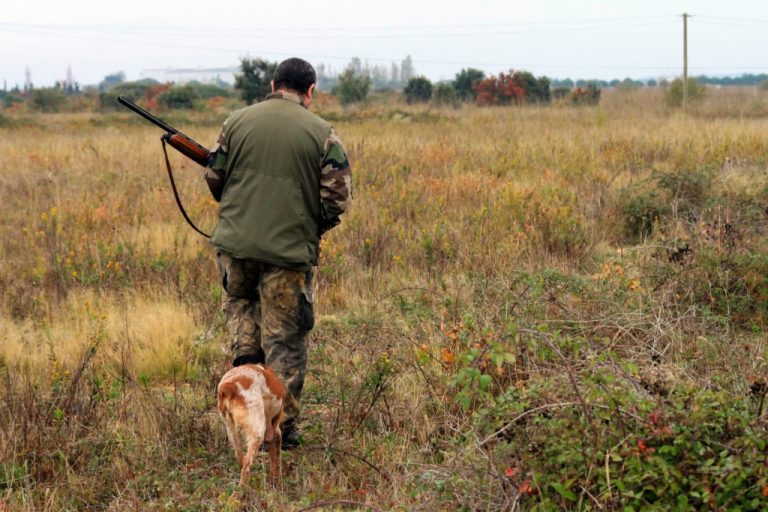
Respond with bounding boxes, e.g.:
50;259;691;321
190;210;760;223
207;92;351;270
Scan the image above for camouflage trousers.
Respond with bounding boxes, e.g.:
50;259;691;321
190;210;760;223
216;251;315;423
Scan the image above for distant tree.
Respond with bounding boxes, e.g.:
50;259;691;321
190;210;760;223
185;81;230;99
371;65;385;84
98;80;156;110
347;57;363;76
400;55;415;83
454;68;485;101
99;71;126;91
512;71;550;103
664;78;706;108
609;79;621;88
143;83;172;109
390;62;400;85
695;73;768;86
658;79;670;88
618;77;639;91
404;76;433;103
157;84;200;109
333;69;371;105
647;79;658;87
30;88;68;112
235;58;278;105
433;82;458;107
551;78;574;88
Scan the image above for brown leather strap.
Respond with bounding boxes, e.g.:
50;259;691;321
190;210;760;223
161;137;211;238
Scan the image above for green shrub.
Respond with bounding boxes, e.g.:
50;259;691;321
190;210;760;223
433;83;458;107
234;57;277;105
620;186;668;239
513;71;551;103
551;87;571;100
404;76;433;104
157;85;200;109
665;78;707;108
2;93;24;109
30;88;68;112
655;167;714;213
333;69;371;105
454;68;485;101
184;81;230;99
571;83;601;106
99;80;155;110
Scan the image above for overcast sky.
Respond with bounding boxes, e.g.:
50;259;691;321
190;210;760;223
2;0;768;88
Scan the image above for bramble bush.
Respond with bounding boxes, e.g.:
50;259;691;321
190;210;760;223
571;83;601;105
473;69;551;106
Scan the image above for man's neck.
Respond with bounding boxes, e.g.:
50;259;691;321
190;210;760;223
267;90;305;106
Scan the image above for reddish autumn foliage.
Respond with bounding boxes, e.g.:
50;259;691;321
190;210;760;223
473;70;526;106
144;83;172;110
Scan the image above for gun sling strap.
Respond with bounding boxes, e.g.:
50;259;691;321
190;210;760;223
161;137;212;238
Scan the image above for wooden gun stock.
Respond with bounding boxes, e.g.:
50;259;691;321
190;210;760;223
164;133;210;167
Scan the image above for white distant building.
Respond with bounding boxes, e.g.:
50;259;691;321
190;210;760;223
139;66;239;85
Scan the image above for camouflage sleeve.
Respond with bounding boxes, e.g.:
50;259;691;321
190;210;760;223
204;120;229;202
318;127;352;235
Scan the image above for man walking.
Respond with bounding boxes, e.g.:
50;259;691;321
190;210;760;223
204;58;352;449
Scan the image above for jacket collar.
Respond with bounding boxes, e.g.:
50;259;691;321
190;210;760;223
266;90;305;107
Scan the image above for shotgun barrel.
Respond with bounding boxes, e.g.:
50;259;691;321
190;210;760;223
117;95;211;167
117;95;178;134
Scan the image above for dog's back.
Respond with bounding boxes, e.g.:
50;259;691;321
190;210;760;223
217;364;285;486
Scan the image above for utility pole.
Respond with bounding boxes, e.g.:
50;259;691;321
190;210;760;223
683;12;689;112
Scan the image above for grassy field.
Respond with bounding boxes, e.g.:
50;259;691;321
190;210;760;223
1;88;768;510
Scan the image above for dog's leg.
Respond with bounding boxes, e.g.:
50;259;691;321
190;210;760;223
239;400;266;486
268;412;282;487
223;414;244;469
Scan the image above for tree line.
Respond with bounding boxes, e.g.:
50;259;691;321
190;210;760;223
3;57;765;113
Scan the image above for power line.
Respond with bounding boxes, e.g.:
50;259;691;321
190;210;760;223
695;15;768;25
0;15;676;35
0;25;764;72
0;20;680;41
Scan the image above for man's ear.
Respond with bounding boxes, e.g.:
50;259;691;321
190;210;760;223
270;80;276;93
307;83;316;98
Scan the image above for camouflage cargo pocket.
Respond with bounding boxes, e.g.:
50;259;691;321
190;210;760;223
216;251;259;299
298;270;315;332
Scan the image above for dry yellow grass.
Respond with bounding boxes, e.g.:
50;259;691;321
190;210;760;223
1;88;767;510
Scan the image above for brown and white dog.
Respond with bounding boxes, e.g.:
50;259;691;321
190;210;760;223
217;364;285;486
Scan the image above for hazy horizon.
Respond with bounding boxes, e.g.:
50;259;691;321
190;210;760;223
3;0;768;89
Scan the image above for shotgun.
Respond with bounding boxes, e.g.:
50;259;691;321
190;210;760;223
117;96;210;166
116;95;212;237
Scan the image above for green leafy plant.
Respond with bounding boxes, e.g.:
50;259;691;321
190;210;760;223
404;76;433;104
333;68;371;105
